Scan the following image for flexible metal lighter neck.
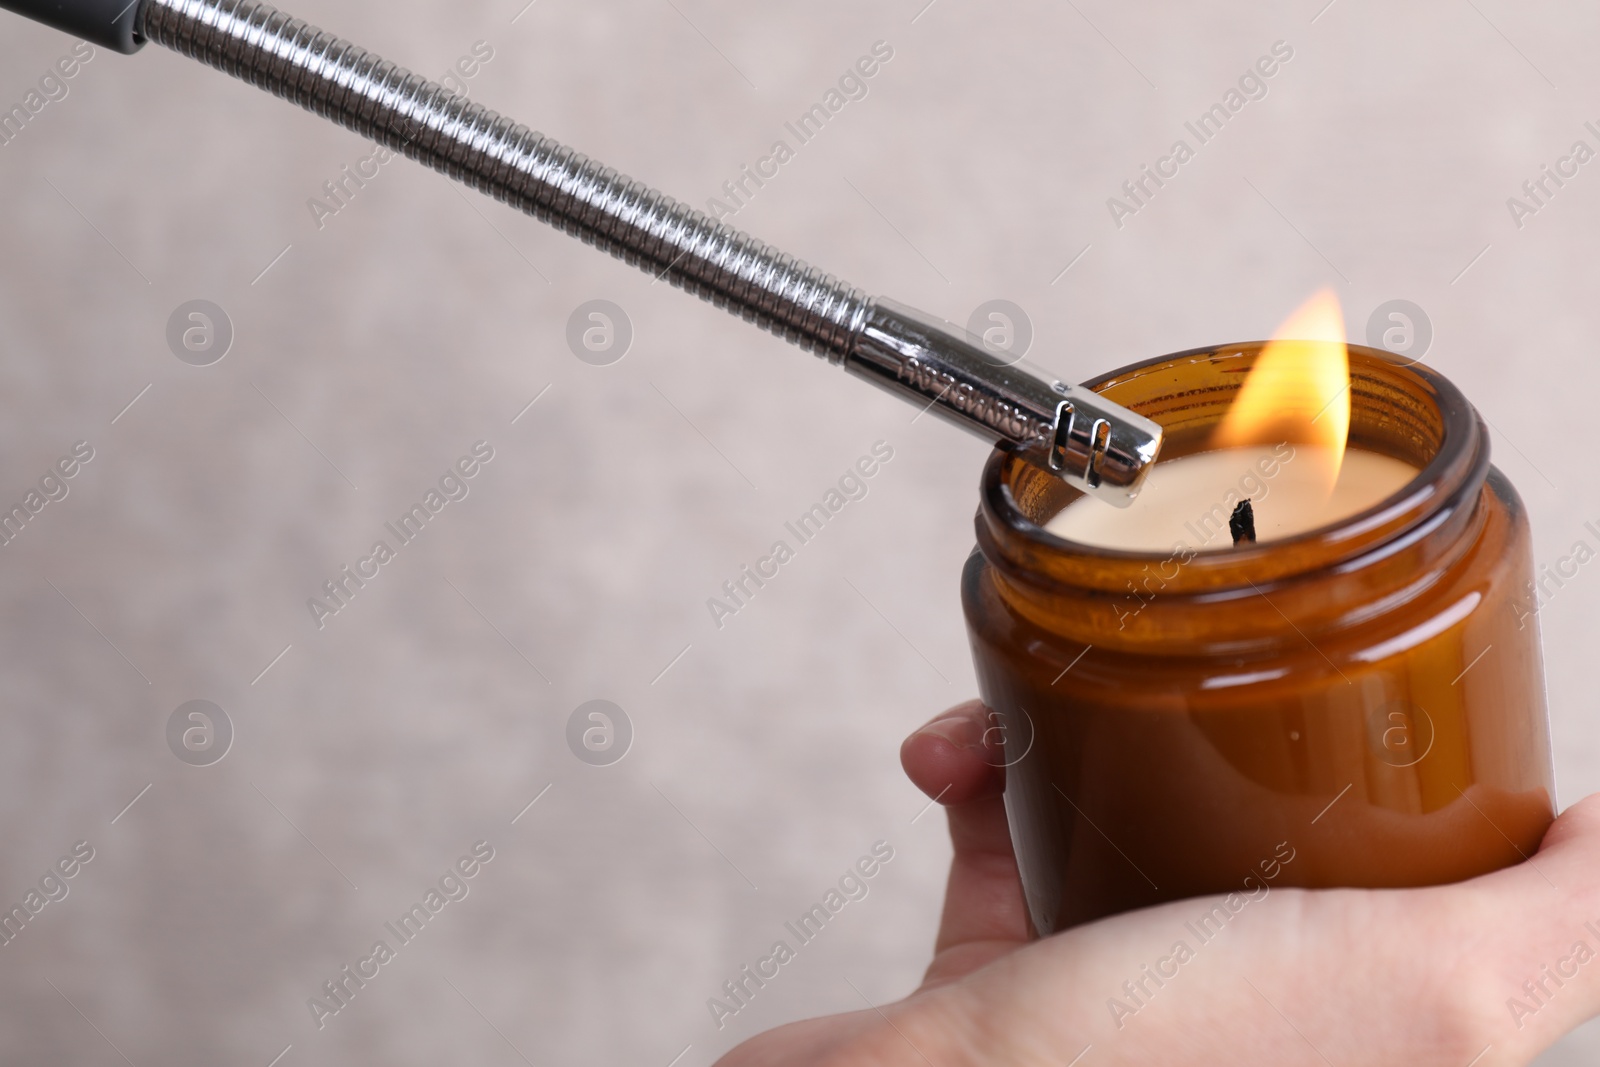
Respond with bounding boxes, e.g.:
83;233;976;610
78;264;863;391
8;0;1165;503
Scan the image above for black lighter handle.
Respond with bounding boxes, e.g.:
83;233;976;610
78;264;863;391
0;0;145;53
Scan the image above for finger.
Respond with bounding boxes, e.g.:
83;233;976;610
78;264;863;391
1428;793;1600;1062
1464;791;1600;898
927;782;1030;975
901;702;1030;984
1530;792;1600;859
900;700;1005;805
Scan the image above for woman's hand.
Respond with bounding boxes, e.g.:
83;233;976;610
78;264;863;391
717;700;1600;1066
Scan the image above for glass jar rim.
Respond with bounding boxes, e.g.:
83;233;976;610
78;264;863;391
978;342;1489;595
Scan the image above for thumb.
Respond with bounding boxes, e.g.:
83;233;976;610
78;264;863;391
902;701;1030;985
1457;793;1600;1059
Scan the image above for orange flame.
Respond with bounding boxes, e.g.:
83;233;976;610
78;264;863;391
1214;288;1350;493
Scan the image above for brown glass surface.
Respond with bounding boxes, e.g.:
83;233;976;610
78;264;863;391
962;343;1555;935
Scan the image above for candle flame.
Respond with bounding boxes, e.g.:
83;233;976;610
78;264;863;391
1214;287;1350;493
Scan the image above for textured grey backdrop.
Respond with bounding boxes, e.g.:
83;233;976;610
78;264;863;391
0;0;1597;1063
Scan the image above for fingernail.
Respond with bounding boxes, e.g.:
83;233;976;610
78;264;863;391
919;715;982;750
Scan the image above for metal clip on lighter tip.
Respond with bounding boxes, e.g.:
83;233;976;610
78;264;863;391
850;300;1162;505
1;0;1164;505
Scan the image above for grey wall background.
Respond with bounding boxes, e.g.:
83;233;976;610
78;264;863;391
0;0;1597;1063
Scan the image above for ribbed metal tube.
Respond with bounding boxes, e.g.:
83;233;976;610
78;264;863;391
138;0;869;362
124;0;1164;503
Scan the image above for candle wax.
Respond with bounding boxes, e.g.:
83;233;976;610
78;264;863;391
1045;445;1418;553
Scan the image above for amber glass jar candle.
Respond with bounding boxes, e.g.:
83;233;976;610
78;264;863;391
963;343;1555;936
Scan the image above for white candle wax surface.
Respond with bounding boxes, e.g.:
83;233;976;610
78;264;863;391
1044;445;1419;553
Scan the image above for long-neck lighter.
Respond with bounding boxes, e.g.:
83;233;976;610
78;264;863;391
2;0;1164;504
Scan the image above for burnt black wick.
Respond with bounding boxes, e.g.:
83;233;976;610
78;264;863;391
1229;500;1257;545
